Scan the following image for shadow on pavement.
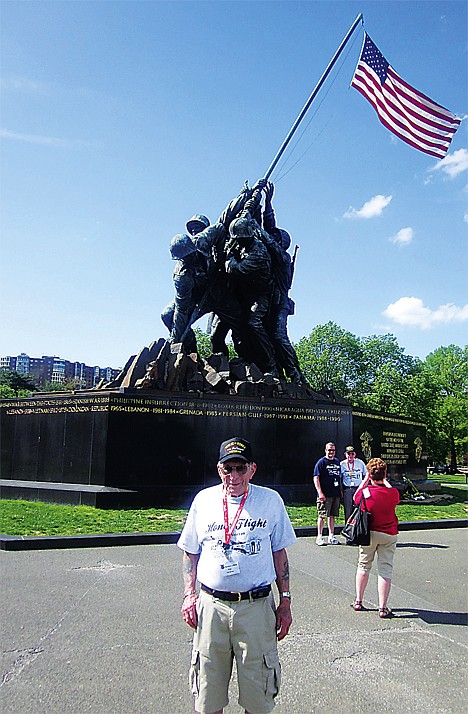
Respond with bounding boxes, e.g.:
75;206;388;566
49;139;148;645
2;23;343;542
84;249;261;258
392;608;468;626
396;542;449;549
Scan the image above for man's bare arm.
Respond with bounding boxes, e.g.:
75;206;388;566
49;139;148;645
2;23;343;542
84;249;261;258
181;551;200;629
273;548;292;641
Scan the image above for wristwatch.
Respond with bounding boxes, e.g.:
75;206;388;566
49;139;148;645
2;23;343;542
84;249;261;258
281;591;291;599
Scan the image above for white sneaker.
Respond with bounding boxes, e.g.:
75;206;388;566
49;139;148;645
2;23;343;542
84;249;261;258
328;536;339;545
316;536;326;546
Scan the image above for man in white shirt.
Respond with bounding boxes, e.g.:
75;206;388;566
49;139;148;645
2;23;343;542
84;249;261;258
178;436;296;714
340;445;367;544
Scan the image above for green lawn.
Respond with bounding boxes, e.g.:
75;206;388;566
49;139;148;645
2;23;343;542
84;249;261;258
427;471;468;485
1;485;466;537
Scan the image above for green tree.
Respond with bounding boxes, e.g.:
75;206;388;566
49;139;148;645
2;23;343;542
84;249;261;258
193;327;236;361
295;322;363;398
357;335;429;418
423;345;468;466
0;369;37;397
0;384;16;399
39;378;83;393
193;328;213;360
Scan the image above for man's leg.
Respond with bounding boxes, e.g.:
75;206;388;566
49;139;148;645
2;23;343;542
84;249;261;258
328;498;341;544
316;500;327;545
343;488;354;524
191;593;232;714
317;515;324;537
233;595;280;714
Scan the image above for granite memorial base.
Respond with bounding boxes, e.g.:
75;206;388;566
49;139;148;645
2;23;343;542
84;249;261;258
0;391;427;508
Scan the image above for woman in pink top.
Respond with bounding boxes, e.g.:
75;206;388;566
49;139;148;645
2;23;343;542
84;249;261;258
351;458;400;618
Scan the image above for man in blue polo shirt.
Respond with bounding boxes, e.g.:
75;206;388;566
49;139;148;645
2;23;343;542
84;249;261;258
313;442;341;546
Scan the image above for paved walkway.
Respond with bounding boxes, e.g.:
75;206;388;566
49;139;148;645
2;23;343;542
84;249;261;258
1;528;467;713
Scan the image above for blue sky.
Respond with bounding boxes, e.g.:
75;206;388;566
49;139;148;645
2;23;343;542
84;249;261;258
1;0;467;370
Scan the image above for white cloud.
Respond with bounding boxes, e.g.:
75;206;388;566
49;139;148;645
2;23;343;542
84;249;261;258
384;297;468;329
464;211;468;224
390;227;414;246
343;194;392;219
0;128;69;147
430;148;468;179
0;128;100;149
0;75;48;94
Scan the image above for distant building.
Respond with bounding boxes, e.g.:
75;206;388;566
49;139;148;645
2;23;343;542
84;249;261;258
0;353;120;389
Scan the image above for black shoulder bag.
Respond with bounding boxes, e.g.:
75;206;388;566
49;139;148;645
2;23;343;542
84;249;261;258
341;492;371;546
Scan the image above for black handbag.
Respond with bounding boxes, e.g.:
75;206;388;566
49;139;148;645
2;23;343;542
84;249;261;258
342;493;371;545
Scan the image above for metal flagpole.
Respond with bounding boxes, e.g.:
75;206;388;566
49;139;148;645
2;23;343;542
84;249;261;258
263;13;364;181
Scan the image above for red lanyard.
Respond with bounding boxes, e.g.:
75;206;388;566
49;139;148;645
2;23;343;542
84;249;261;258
223;487;249;546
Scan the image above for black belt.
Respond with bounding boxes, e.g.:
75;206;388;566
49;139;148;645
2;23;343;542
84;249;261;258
201;583;271;602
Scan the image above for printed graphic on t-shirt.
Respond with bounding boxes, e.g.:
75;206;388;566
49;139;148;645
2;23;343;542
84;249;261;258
206;516;269;558
209;536;263;558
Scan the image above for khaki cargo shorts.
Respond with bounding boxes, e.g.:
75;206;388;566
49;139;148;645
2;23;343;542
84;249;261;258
358;530;398;579
189;589;281;714
316;496;340;518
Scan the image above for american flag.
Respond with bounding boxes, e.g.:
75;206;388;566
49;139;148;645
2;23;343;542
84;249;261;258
351;33;461;158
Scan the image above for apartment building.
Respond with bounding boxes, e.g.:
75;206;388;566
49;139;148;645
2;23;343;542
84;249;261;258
0;353;120;389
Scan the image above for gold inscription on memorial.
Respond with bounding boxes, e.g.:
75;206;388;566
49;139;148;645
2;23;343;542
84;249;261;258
380;431;409;465
353;410;424;428
2;394;349;424
108;398;347;422
2;396;109;415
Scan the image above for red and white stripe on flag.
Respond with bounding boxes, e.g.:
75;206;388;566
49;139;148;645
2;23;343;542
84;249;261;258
351;33;461;159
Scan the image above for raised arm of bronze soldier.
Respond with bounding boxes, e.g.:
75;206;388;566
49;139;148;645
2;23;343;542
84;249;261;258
263;181;277;235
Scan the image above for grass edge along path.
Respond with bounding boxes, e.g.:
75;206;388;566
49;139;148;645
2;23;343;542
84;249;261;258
0;485;466;538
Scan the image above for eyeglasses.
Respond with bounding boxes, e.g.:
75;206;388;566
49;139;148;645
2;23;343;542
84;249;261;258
220;463;249;474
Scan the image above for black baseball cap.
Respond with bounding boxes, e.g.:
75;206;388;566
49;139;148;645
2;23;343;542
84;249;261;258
218;437;253;464
345;445;355;453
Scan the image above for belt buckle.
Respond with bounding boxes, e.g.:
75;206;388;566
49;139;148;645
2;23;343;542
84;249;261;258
234;592;242;602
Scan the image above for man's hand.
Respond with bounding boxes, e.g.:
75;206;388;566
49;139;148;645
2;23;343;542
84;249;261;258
252;177;268;192
318;492;326;502
181;592;198;629
225;257;238;273
264;181;274;203
275;598;292;641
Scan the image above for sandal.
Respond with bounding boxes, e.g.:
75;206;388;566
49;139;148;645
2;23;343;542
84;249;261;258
351;600;363;611
379;607;393;618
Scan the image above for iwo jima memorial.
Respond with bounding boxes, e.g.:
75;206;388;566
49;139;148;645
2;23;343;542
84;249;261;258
0;15;428;508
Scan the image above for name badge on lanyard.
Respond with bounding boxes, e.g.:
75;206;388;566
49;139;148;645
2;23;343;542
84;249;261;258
222;488;249;576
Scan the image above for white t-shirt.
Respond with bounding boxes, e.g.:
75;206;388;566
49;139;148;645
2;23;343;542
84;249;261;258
340;458;367;488
177;483;296;592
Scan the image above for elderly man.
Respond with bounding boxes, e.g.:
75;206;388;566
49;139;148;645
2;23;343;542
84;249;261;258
178;436;296;714
340;445;368;542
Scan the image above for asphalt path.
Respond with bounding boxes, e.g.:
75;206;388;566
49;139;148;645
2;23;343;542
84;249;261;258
1;528;467;714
